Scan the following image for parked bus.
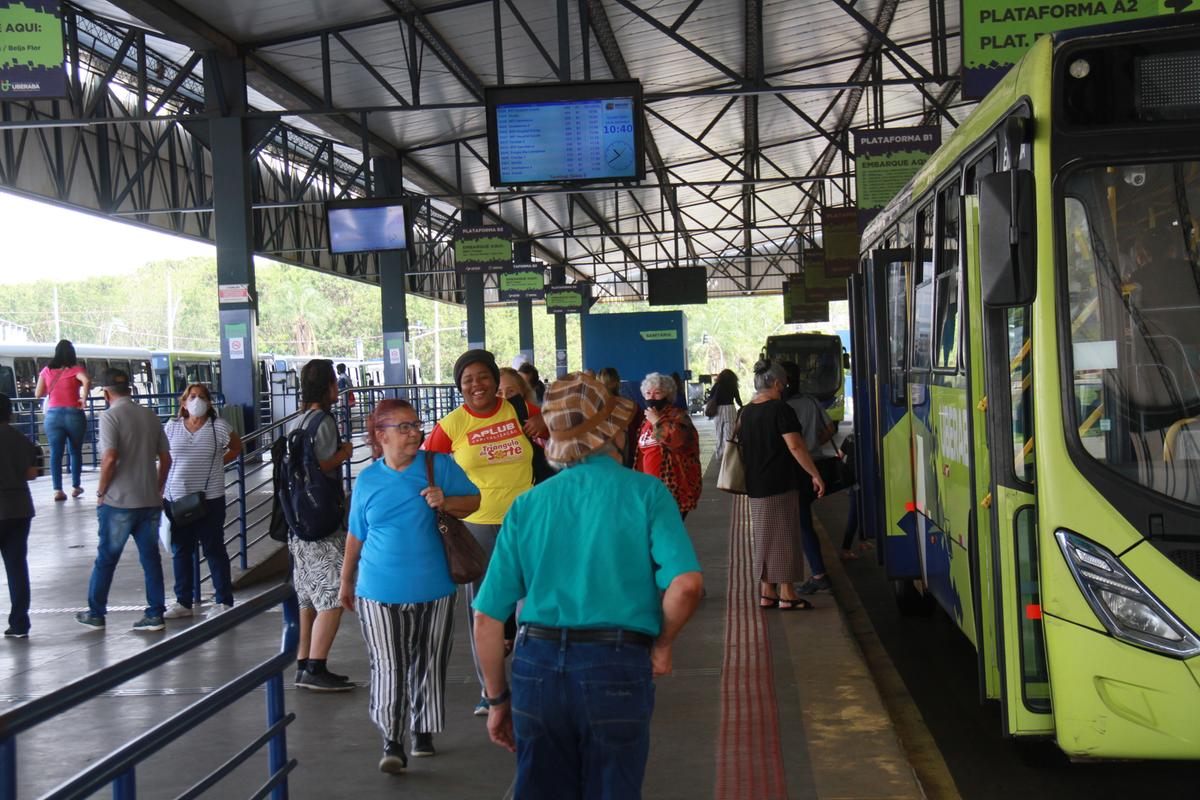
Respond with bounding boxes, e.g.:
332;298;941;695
851;16;1200;759
762;333;848;421
0;343;154;398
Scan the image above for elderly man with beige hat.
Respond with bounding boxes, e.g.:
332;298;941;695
472;372;703;799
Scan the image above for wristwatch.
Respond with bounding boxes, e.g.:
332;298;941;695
485;688;511;706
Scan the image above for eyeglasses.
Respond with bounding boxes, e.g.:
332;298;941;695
377;421;423;435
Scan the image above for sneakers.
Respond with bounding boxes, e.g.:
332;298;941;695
379;740;407;774
797;575;832;595
473;698;490;717
132;615;166;632
295;669;354;692
75;612;105;630
207;604;234;618
163;603;194;619
410;732;435;758
4;628;29;639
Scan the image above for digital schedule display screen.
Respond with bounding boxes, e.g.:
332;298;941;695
486;81;645;187
326;199;408;254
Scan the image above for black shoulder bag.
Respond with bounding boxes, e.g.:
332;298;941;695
168;420;219;525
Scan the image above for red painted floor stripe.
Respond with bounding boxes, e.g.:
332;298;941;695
715;496;789;800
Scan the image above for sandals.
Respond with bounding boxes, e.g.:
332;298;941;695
759;595;780;609
53;491;67;502
778;598;813;611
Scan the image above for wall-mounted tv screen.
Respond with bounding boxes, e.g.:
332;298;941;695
326;198;408;254
647;266;708;306
486;80;645;187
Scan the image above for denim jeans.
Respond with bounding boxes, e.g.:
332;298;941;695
510;633;655;800
164;498;233;607
88;505;165;619
1;517;32;634
44;407;86;491
797;497;826;576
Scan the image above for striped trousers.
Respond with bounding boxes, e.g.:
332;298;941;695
355;593;456;743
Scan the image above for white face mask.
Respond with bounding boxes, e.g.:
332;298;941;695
186;397;209;418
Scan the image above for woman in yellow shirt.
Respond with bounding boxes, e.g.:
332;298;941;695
424;349;536;715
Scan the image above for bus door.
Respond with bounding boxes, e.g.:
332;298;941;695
849;270;878;557
975;128;1054;736
869;245;925;604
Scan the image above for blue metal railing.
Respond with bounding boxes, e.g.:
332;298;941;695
0;584;299;800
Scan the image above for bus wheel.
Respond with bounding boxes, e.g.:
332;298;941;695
893;579;936;616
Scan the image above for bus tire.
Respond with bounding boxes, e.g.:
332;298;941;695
893;579;936;616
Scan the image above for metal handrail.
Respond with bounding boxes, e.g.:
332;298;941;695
0;583;299;800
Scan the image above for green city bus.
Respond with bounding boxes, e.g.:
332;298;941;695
763;332;848;421
851;16;1200;759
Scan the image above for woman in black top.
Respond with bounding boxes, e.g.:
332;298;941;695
707;369;743;462
738;360;824;610
0;392;42;637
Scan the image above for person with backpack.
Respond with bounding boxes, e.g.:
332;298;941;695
287;359;356;692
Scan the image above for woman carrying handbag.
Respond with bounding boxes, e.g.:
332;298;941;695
162;384;242;618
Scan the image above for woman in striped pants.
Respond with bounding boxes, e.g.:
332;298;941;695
339;399;480;774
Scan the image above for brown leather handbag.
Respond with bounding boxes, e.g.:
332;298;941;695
424;455;486;584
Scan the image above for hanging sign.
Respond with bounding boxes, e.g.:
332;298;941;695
0;0;66;100
801;248;848;302
961;1;1193;100
218;283;252;304
853;126;941;234
822;207;860;278
453;225;513;273
782;279;830;324
545;283;590;314
498;265;545;301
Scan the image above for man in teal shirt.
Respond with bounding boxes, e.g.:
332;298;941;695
473;373;703;799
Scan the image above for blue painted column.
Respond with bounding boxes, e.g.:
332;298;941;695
514;241;535;364
372;157;411;388
551;264;568;377
208;56;260;435
461;209;486;350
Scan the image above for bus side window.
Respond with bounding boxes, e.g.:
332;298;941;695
0;365;16;397
886;262;908;405
14;358;36;396
934;182;962;373
911;203;935;376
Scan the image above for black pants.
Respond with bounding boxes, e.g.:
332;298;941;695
1;517;32;634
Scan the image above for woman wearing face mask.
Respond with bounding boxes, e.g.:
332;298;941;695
162;384;243;618
634;372;702;519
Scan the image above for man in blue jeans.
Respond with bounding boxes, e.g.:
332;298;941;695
473;373;704;798
75;368;172;633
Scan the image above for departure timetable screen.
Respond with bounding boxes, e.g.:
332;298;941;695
494;97;638;184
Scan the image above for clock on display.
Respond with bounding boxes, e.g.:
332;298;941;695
605;142;633;171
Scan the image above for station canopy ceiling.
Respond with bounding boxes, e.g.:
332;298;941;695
11;0;973;303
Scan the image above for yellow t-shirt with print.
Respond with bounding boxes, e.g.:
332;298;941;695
425;399;533;524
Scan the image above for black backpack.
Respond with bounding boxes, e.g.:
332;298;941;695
278;410;345;542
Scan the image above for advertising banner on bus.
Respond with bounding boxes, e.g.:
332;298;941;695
0;0;66;99
960;0;1192;99
853;126;940;233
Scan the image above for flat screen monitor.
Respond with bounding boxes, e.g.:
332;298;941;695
486;80;645;187
647;267;708;306
326;198;408;254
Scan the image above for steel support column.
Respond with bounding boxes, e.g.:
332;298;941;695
514;241;535;365
208;54;259;435
551;263;568;378
373;157;411;388
462;209;486;350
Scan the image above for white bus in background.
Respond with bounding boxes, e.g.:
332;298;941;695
0;343;155;398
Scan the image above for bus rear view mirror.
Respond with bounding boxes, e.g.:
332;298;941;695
979;169;1036;307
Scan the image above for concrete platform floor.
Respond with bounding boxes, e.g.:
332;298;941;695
2;418;926;799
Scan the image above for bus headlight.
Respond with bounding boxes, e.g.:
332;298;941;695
1055;530;1200;658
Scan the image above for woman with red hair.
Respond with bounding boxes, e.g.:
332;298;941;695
339;399;479;773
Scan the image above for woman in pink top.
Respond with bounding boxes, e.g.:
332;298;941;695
34;340;91;501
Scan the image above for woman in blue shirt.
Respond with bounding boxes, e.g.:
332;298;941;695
338;398;480;775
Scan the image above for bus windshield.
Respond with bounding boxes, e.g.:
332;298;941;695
1063;160;1200;506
